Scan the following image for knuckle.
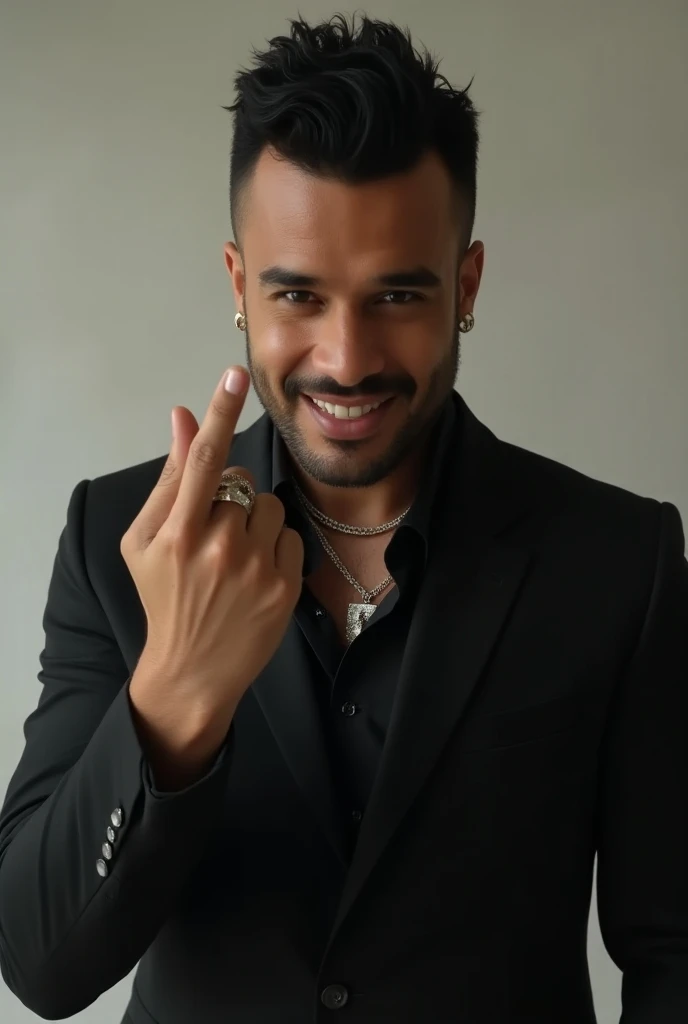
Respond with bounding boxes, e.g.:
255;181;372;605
209;396;230;421
204;531;233;563
188;439;222;473
255;492;285;522
158;455;179;486
243;549;268;582
271;575;293;604
161;522;192;557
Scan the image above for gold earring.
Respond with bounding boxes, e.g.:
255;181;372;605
459;312;475;334
234;312;246;332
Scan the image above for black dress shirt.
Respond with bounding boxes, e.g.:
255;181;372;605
271;397;459;860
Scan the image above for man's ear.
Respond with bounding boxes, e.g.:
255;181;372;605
224;242;246;313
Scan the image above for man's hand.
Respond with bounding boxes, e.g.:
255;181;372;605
120;366;303;787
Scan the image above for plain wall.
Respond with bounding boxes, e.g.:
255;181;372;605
1;1;686;1021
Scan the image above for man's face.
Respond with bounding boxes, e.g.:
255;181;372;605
225;147;483;488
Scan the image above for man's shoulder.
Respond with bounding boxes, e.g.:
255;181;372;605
455;392;665;532
503;435;658;512
493;434;675;567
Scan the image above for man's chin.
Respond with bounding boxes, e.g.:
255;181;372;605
294;451;382;489
292;432;417;489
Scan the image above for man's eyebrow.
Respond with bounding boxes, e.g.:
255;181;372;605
257;265;442;289
375;267;441;288
258;267;320;288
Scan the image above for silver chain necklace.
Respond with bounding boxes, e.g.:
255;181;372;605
293;482;411;535
293;484;410;644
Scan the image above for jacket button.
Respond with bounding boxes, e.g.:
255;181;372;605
341;702;357;717
321;984;349;1010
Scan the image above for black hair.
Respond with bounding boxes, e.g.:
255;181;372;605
223;13;480;249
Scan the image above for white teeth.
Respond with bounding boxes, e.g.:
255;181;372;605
312;399;382;419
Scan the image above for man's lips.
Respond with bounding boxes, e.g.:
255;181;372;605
302;394;396;439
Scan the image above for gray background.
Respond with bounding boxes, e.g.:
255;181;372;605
1;1;686;1021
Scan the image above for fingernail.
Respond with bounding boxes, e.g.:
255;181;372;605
170;409;176;440
224;367;246;395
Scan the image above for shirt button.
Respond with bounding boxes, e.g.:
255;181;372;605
341;702;358;717
315;607;325;618
110;807;124;828
96;859;108;878
351;810;362;824
321;984;349;1010
101;841;113;861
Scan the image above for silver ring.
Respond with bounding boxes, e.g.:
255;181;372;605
212;471;255;515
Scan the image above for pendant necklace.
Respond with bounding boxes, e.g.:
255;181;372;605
293;483;411;644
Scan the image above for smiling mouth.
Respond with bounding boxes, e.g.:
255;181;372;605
306;396;392;420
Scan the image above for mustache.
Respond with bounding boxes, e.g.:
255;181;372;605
284;373;416;400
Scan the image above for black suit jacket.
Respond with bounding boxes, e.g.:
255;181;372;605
1;392;687;1024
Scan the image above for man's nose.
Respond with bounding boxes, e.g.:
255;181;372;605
308;307;386;387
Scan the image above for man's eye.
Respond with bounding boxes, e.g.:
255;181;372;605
280;291;313;303
380;291;421;304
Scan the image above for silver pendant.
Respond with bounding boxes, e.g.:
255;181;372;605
346;602;377;644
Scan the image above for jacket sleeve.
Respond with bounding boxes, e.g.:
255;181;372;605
0;479;234;1020
596;500;688;1023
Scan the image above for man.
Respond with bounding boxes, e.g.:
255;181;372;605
1;13;686;1024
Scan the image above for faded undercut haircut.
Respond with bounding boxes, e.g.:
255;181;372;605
223;13;480;251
